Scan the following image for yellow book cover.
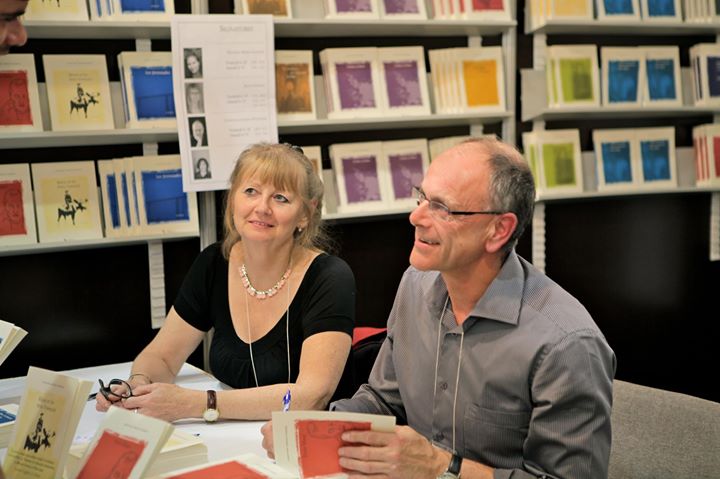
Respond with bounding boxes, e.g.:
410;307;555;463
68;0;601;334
3;367;92;479
42;55;114;132
24;0;89;21
31;161;103;243
463;59;499;107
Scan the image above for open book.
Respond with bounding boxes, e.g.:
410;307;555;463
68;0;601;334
0;319;27;366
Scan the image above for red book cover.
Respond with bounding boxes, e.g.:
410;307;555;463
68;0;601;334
295;419;371;479
166;460;270;479
0;180;27;236
713;136;720;178
0;70;33;126
472;0;504;11
76;430;147;479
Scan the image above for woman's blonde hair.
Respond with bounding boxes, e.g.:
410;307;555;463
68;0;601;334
221;143;330;259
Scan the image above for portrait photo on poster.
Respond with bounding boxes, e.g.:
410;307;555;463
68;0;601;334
188;117;208;147
192;150;212;180
185;82;204;114
184;48;203;79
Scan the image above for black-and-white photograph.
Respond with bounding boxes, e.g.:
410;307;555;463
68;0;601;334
188;117;208;147
183;48;203;79
185;82;204;114
192;150;212;180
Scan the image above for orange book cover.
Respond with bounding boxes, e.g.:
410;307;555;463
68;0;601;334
295;420;371;479
76;430;147;479
166;459;269;479
463;59;499;107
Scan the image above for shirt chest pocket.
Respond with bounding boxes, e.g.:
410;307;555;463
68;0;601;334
463;404;530;470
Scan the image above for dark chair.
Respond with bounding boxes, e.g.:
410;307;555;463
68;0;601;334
350;327;387;393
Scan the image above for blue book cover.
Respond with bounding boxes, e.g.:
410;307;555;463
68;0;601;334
647;0;675;16
601;141;633;183
121;172;132;227
0;408;16;424
608;60;639;103
120;0;166;13
640;139;671;181
604;0;634;14
104;174;121;228
706;57;720;98
131;66;175;120
646;59;677;100
141;169;190;224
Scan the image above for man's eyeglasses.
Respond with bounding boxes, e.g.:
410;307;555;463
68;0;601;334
87;379;133;402
413;187;504;221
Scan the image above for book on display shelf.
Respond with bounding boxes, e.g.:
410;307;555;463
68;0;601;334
592;129;640;191
90;0;175;21
601;47;644;108
239;0;293;16
643;46;682;107
0;319;28;367
522;129;584;197
596;0;641;21
378;0;428;18
320;47;385;119
693;123;720;186
377;46;431;117
24;0;89;21
330;141;390;213
690;43;720;107
118;51;176;129
636;126;677;188
0;403;19;449
2;366;92;479
0;163;37;246
275;50;316;121
546;45;600;109
382;138;429;207
640;0;682;20
324;0;380;18
461;0;512;20
31;161;104;243
42;54;115;132
0;54;43;133
97;159;125;238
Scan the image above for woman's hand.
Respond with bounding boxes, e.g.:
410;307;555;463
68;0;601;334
122;383;201;422
261;421;275;459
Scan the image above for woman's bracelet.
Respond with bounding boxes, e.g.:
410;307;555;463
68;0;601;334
128;373;153;385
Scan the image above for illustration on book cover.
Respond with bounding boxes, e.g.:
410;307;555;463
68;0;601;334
0;71;32;126
24;412;56;454
39;176;93;232
0;180;27;236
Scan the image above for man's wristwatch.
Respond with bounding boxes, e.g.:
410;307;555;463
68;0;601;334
202;390;219;423
436;453;462;479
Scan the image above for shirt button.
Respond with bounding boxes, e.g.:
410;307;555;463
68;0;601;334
433;432;444;441
440;382;448;390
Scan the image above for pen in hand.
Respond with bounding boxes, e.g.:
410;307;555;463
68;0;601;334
282;389;291;412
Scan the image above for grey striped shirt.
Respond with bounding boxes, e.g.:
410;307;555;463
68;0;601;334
332;250;616;479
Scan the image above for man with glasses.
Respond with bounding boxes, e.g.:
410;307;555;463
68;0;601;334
0;0;28;56
264;137;615;478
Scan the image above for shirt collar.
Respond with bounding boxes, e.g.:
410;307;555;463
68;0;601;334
421;250;524;327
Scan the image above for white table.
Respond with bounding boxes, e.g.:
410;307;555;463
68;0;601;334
0;362;268;462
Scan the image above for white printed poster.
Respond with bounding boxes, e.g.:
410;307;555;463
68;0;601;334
171;15;278;192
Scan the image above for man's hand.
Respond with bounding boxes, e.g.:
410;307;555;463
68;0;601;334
337;425;448;478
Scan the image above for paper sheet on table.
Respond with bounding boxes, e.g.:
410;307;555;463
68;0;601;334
271;410;395;479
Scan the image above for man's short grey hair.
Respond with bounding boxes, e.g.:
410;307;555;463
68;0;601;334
461;137;535;255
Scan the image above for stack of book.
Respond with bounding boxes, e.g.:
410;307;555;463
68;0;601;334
430;0;511;20
528;0;682;29
684;0;720;22
522;129;584;197
320;46;431;119
429;47;506;114
546;45;600;109
690;43;720;108
693;123;720;187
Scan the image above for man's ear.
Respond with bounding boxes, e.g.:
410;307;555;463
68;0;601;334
485;213;518;254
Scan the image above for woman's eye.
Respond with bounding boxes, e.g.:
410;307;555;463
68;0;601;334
243;187;257;195
273;194;289;203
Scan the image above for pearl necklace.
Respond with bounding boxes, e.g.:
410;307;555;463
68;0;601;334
240;263;291;300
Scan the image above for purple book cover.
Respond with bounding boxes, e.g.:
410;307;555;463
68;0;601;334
384;60;422;108
343;155;381;203
389;153;423;199
336;62;376;109
335;0;373;12
383;0;420;13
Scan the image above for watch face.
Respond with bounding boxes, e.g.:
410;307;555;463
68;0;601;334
203;408;219;422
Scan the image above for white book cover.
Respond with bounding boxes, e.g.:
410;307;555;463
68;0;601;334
321;47;385;119
31;161;104;243
109;0;175;20
133;155;199;236
601;47;644;107
548;0;593;20
379;0;428;18
24;0;89;21
330;141;388;213
456;46;506;112
462;0;511;19
537;129;584;196
547;44;600;108
643;46;682;107
71;406;174;479
3;367;93;479
596;0;641;20
0;54;43;132
118;51;176;129
43;54;115;131
636;126;677;188
0;163;37;246
97;159;124;238
325;0;380;18
241;0;293;16
155;453;294;478
271;410;395;478
640;0;682;20
689;43;720;107
427;49;445;113
275;50;316;121
693;124;710;185
377;46;431;117
0;319;28;366
382;138;429;207
592;129;640;191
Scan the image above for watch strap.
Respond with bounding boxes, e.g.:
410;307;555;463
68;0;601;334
447;453;462;475
207;390;217;410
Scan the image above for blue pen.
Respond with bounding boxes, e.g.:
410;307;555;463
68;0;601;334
282;388;291;412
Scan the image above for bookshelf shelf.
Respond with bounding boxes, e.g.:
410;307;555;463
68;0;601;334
0;233;198;257
24;18;516;40
536;185;719;203
528;19;720;36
